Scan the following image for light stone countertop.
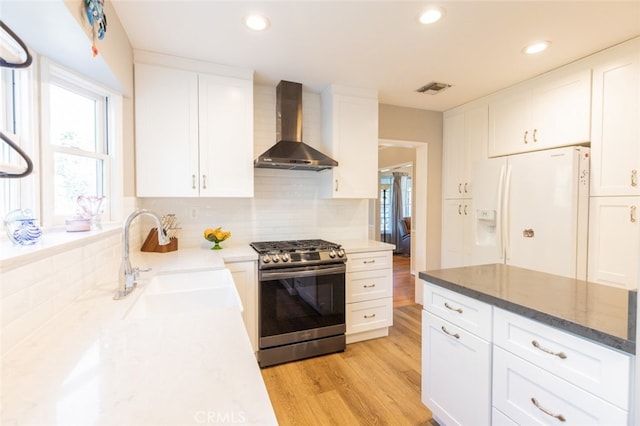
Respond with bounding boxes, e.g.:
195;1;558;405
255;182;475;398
340;239;395;253
1;245;276;426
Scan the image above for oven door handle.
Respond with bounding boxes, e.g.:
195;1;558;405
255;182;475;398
259;264;346;281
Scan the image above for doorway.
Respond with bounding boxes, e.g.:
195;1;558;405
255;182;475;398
374;139;428;304
379;165;412;253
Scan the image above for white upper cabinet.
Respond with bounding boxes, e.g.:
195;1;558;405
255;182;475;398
198;74;254;197
488;66;591;157
320;85;378;199
135;63;199;197
590;38;640;197
134;52;253;197
442;102;488;199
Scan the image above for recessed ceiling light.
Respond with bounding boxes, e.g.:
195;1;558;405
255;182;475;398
244;13;270;31
523;41;551;55
419;7;443;25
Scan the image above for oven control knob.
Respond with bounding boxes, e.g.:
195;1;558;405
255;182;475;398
329;249;337;258
262;255;271;264
337;249;345;258
281;253;290;262
271;254;280;263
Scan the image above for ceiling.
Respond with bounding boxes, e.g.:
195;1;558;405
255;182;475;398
111;1;640;112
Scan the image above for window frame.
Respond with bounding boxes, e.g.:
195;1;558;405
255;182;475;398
40;58;122;227
0;60;39;225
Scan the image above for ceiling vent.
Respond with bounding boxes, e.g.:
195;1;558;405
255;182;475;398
416;81;451;95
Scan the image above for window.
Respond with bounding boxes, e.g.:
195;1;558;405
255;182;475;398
380;175;392;240
41;59;119;226
379;170;412;242
0;63;37;223
48;82;107;216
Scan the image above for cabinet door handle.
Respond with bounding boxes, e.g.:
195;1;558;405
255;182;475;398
464;182;468;193
364;313;376;319
202;174;207;190
335;179;339;192
631;206;637;223
632;170;638;187
363;260;376;264
192;174;196;190
524;130;529;144
444;302;463;314
363;284;376;288
531;340;567;359
441;326;460;339
463;204;468;215
458;183;462;194
458;204;462;215
533;128;538;143
530;398;566;422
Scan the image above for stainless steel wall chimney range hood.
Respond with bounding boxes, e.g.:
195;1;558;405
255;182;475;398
254;80;338;171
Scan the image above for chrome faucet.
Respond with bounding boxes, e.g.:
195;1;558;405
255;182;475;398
114;209;170;300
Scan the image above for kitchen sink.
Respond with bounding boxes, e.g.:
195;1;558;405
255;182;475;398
145;269;236;294
124;269;242;319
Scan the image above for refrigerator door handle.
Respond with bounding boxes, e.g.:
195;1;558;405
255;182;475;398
503;165;512;261
496;165;506;260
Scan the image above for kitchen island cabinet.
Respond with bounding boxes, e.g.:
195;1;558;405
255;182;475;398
419;264;636;425
422;284;492;425
134;51;253;198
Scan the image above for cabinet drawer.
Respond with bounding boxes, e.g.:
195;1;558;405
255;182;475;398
493;347;628;425
347;269;392;303
423;282;492;340
346;251;392;273
493;308;631;409
492;408;517;426
422;311;492;426
346;298;392;334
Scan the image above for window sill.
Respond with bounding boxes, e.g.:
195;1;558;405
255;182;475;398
0;223;121;271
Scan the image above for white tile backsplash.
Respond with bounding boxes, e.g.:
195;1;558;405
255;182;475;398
1;235;121;355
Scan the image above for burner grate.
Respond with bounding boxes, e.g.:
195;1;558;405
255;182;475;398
250;239;340;254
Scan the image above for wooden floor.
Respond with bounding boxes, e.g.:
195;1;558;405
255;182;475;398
393;254;415;308
261;255;433;425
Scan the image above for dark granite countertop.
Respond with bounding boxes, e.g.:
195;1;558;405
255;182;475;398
419;264;637;355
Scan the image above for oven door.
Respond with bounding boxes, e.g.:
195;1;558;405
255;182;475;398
258;264;346;349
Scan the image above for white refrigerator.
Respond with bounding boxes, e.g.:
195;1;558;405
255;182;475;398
471;146;590;279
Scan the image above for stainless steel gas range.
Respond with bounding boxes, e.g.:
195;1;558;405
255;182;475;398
250;239;347;368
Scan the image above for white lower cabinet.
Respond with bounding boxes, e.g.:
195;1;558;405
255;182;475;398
493;346;628;425
493;308;631;409
422;310;492;426
587;196;640;290
492;408;517;426
421;281;633;425
345;250;393;343
226;261;258;352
